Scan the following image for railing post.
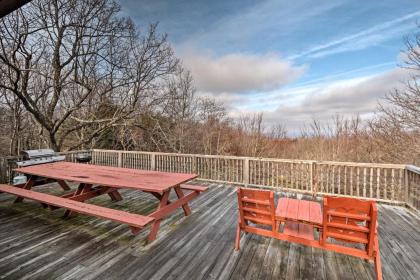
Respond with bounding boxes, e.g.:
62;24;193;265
310;162;314;195
405;167;409;204
193;155;197;174
151;153;156;171
90;149;95;164
243;158;250;186
117;151;122;167
0;158;5;184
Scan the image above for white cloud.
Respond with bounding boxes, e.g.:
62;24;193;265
289;10;420;59
181;51;305;94
262;68;412;132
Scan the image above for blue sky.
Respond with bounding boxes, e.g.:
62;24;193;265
119;0;420;132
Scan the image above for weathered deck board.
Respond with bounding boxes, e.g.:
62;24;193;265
0;183;419;280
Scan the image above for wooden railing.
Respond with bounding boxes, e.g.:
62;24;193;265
406;165;420;213
1;149;418;214
91;149;416;207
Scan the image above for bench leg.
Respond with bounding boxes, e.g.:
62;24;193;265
374;240;383;280
174;185;191;216
235;220;241;250
130;226;142;235
147;190;170;243
14;176;34;203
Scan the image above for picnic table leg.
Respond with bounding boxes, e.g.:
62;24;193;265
14;176;34;203
147;190;170;243
64;183;88;218
57;180;71;191
149;192;171;204
108;190;123;202
174;185;191;216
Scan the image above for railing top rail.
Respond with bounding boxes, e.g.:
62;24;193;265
92;149;315;163
316;161;406;169
58;150;91;155
93;149;408;169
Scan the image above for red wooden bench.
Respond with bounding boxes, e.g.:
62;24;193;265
235;187;382;280
0;184;155;234
322;196;382;280
180;184;208;192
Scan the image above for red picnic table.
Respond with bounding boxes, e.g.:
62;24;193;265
235;188;382;280
5;161;207;242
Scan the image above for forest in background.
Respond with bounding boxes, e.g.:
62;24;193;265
0;0;419;165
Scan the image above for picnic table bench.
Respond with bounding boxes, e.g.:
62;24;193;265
0;184;155;233
235;187;382;280
0;162;207;242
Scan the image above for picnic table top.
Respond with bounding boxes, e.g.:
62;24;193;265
275;197;323;226
14;162;197;193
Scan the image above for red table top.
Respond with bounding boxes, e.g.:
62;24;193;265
275;197;323;226
14;162;197;193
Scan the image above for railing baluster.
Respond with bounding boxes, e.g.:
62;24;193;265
363;168;367;197
370;167;373;198
338;166;341;195
384;169;388;200
377;168;380;199
357;167;360;197
391;169;395;201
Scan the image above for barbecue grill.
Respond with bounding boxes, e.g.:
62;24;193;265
12;149;66;185
17;149;65;167
75;152;92;163
11;149;91;185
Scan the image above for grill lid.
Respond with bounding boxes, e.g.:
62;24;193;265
21;149;56;160
17;149;65;167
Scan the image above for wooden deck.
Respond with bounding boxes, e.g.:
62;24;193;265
0;183;418;280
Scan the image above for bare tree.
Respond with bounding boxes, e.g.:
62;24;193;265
231;113;287;157
369;26;420;164
150;67;198;152
124;67;229;155
0;0;177;151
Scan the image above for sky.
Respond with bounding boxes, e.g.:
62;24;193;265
118;0;420;133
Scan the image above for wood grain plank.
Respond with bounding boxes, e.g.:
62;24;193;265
0;183;418;280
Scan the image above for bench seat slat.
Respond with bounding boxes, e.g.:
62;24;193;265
0;184;154;228
180;184;208;192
